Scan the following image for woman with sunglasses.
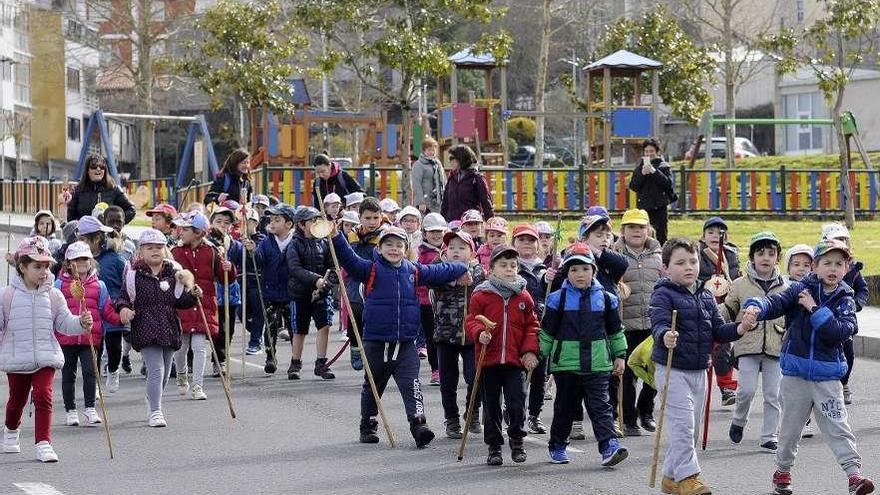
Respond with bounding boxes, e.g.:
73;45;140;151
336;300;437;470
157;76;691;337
66;154;136;224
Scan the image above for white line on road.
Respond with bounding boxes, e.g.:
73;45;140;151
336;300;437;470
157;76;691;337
228;357;265;370
522;435;585;453
13;483;66;495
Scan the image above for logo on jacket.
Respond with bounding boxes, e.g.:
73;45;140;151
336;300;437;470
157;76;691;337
409;274;415;283
518;302;526;311
837;299;856;317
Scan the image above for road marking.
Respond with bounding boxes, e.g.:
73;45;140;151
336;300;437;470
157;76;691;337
14;483;66;495
228;357;265;370
522;435;585;453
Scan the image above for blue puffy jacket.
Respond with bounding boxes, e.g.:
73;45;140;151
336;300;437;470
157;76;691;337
650;277;741;370
217;238;242;307
744;273;856;382
844;260;867;335
252;234;291;303
331;233;468;343
96;247;127;334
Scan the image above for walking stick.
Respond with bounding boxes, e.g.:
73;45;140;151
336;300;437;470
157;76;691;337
702;355;715;451
649;310;677;488
239;194;249;380
223;269;231;387
458;315;494;462
70;274;114;460
196;295;236;419
313;192;396;448
246;249;276;364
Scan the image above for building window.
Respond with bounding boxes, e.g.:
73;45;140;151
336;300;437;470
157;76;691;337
152;0;166;21
796;0;805;23
66;67;80;93
0;60;11;82
783;92;825;153
13;54;28;104
67;117;81;142
14;108;30;158
13;9;26;51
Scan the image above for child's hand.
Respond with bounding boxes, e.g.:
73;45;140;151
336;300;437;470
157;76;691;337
798;289;817;312
217;193;229;204
243;238;256;252
544;267;557;284
80;310;93;330
479;330;492;345
456;272;473;286
663;329;678;349
192;285;204;299
119;308;135;325
738;310;758;335
316;278;327;290
221;259;232;272
612;358;625;376
522;352;538;371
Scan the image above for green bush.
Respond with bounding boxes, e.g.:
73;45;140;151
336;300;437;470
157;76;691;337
507;117;536;146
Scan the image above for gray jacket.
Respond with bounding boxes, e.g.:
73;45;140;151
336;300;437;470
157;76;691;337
411;155;445;212
613;237;663;332
0;273;84;373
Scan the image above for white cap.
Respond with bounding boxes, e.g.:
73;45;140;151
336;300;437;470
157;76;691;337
422;213;448;232
323;192;342;205
397;206;421;223
379;198;401;213
65;241;94;260
139;228;168;246
821;222;850;240
340;210;361;225
345;192;365;207
535;221;553;235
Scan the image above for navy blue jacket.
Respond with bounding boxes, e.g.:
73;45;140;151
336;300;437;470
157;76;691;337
332;233;467;343
650;277;741;370
519;259;548;320
744;274;856;382
286;229;334;302
844;261;867;334
96;247;127;333
252;233;292;303
595;249;628;300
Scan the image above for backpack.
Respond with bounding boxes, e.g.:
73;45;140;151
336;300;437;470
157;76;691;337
363;263;420;298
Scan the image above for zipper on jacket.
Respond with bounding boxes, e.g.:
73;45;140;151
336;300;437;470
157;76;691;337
501;298;509;364
396;267;401;342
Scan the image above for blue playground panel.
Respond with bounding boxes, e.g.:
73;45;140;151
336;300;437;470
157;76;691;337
612;108;652;138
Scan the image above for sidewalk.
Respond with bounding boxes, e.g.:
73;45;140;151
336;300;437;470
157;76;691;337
0;211;150;237
855;306;880;359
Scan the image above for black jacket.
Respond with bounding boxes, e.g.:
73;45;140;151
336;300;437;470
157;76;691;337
67;182;136;224
204;172;252;205
311;162;362;206
628;158;674;210
285;229;335;301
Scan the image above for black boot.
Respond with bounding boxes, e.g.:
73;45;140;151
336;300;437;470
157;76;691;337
287;359;302;380
121;355;132;374
486;446;503;466
445;417;462;439
314;358;335;380
409;415;435;448
264;356;277;374
359;418;379;444
510;437;527;463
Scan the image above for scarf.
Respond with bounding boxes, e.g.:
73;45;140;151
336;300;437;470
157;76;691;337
488;274;527;299
274;229;294;253
745;262;780;283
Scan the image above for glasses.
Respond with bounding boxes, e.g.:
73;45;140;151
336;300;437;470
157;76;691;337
88;164;106;170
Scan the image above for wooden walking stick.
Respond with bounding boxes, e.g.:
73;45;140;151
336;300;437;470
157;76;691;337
702;357;714;451
239;194;249;380
649;310;677;488
196;294;237;419
223;269;231;387
70;273;114;459
312;192;396;448
617;373;624;434
458;315;494;461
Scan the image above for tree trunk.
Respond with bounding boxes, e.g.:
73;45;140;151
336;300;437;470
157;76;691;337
13;139;20;180
534;0;552;169
834;90;855;228
236;96;248;149
136;0;156;180
723;6;736;169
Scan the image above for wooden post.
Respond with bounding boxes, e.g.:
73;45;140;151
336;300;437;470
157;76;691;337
603;67;612;167
500;65;509;166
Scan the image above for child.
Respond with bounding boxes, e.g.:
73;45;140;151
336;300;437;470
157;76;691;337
460;209;484;246
345;192;365;212
117;229;199;427
324;192;342;221
698;216;741;406
379;198;401;224
340;210;360;237
172;212;235;400
612;208;663;436
465;245;539;465
245;204;296;374
240;207;267;355
332;225;469;448
286;206;336;381
651;238;754;495
103;205;136;261
32;210;61;254
344;197;384;370
783;244;813;285
1;236;92;462
433;230;485;437
476;217;508;271
251;195;271;235
720;232;787;452
56;242;123;427
743;239;874;495
417;212;447;384
146;203;179;247
535;221;554;265
209;205;243;377
821;223;868;406
397;206;423;257
541;242;629;467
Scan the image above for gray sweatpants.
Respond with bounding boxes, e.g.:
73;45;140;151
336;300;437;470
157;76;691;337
776;375;862;476
732;355;782;443
175;333;207;387
655;365;706;482
142;345;174;413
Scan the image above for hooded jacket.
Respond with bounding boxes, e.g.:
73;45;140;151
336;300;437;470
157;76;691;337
613;237;663;332
441;168;494;222
54;270;122;347
311;162;363;207
345;226;382;306
286;228;334;302
720;263;787;358
412;154;446;213
465;277;540;369
416;242;443;306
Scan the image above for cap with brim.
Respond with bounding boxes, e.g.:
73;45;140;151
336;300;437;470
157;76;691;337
749;231;780;248
485;217;509;234
585;205;609;218
490;245;519;264
397;206;422;223
324;193;342;205
340;211;361;225
703;217;728;232
512;224;539;240
246;209;259;222
345;192;365;207
814;239;851;260
443;231;476;253
561;242;596;268
422;213;447;232
461;209;484;224
211;207;235;221
621;209;650;226
77;215;114;236
252;194;270;207
379;198;401;213
378;226;409;246
448;220;462;231
138;228;168;246
266;204;296;221
65;241;93;260
15;236;55;263
578;215;610;238
534;221;553;235
822;223;851;240
146;203;178;217
174;212;210;231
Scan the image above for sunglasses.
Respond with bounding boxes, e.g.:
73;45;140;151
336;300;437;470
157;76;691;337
88;164;106;170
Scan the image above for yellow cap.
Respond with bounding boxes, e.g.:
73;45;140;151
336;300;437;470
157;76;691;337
621;209;650;226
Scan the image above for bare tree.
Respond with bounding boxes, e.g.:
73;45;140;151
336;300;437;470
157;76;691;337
1;110;32;180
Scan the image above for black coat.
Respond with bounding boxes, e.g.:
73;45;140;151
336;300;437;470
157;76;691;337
67;182;136;224
628;158;673;210
204;172;252;205
441;168;494;221
311;163;362;206
285;229;335;301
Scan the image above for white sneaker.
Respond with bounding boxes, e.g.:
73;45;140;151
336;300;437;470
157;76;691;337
84;407;102;425
106;371;120;394
148;410;166;428
569;421;586;441
3;428;20;453
35;441;58;462
177;375;190;395
191;384;207;401
65;410;79;426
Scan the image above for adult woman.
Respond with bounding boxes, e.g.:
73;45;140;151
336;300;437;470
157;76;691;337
440;144;493;222
628;138;675;245
205;149;252;206
66;154;136;224
311;154;362;206
411;136;445;214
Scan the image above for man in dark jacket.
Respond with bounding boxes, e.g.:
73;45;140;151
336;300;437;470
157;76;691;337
628;139;674;244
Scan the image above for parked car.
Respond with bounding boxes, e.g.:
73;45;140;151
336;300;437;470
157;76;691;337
684;137;760;160
508;146;558;168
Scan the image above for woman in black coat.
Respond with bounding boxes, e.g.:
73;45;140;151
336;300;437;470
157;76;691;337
205;148;253;205
66;154;136;224
628;138;674;245
440;144;493;222
311;154;362;206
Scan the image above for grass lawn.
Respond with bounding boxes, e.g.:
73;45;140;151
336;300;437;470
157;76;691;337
670;151;880;170
534;217;880;276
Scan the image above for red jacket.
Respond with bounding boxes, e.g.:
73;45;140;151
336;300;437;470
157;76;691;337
172;240;237;336
465;281;539;369
54;271;122;347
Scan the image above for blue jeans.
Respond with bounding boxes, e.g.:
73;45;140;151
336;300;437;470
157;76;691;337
241;287;264;348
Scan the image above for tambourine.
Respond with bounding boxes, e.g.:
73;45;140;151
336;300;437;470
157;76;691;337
309;218;334;239
707;274;731;298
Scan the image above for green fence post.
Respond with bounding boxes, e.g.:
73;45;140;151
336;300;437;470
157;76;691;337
678;165;687;214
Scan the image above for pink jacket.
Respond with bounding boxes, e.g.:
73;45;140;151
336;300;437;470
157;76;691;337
476;243;494;273
417;243;442;306
55;271;122;347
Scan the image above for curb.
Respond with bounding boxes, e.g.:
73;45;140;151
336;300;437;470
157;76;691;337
2;224;36;236
854;334;880;360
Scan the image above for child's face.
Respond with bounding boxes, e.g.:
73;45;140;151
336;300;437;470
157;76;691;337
814;251;847;288
567;263;594;289
326;203;341;217
424;145;437;158
255;204;268;216
247;218;258;235
513;234;538;259
788;254;812;281
622;224;648;249
71;257;90;276
486;230;506;248
151;215;171;233
269;215;292;236
341;221;356;235
21;260;51;287
346;203;361;212
664;247;699;287
140;243;165;265
179;227;203;246
424;230;444;246
703;226;723;248
36;216;52;236
751;247;779;278
491;257;518;282
104;211;124;233
211;215;233;235
379;238;406;265
585;227;610;252
299;219;317;238
360;210;383;231
461;221;481;238
539;233;552;252
446;237;473;262
399;215;420;234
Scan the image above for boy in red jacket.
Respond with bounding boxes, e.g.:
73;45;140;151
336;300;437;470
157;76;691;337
466;245;540;466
